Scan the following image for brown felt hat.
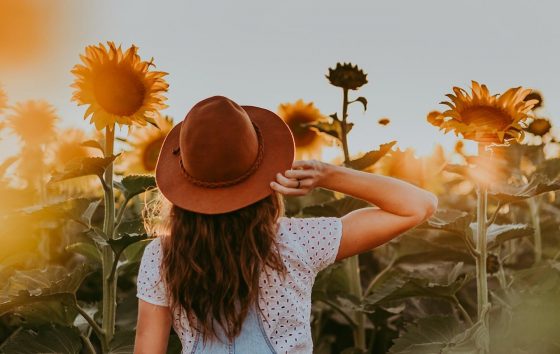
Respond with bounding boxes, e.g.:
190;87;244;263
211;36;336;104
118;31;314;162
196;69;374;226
155;95;295;214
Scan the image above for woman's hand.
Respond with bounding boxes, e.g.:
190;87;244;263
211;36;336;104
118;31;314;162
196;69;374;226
270;159;331;196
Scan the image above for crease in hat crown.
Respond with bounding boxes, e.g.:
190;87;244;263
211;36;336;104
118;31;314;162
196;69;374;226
175;95;264;188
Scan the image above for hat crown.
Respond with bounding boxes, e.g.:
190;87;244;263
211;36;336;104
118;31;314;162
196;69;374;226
179;96;261;184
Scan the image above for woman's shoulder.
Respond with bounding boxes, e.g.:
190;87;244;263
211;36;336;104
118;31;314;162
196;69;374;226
275;216;343;274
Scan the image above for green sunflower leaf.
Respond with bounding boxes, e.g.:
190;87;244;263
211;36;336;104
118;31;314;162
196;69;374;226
81;139;104;153
364;264;470;308
304;120;342;141
114;175;157;200
0;264;92;317
345;141;396;171
489;172;560;203
107;233;149;256
65;242;102;264
48;155;119;183
388;315;487;354
0;324;82;354
352;96;368;111
468;223;533;249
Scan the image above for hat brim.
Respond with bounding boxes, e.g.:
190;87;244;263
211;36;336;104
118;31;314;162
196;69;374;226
155;105;295;214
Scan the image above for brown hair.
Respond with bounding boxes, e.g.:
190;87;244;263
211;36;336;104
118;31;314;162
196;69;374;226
146;190;287;344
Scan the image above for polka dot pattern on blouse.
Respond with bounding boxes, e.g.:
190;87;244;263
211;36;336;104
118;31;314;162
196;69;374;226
136;216;343;354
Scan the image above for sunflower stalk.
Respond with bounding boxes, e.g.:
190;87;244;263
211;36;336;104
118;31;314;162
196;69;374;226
341;88;351;162
101;125;117;348
37;145;51;263
475;143;490;353
339;86;366;350
527;196;542;264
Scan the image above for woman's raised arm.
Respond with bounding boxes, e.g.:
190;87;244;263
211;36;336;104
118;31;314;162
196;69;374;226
271;160;438;261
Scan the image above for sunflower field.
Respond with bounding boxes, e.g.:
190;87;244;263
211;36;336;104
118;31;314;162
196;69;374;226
1;37;560;354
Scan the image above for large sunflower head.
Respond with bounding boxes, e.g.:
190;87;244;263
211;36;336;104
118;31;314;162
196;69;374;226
7;100;58;146
71;41;169;130
326;62;368;90
277;99;331;160
428;81;538;144
117;114;174;174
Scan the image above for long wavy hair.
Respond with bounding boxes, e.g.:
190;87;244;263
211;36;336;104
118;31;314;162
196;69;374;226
144;190;287;344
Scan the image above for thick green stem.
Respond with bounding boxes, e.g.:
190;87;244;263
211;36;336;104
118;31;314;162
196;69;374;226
475;143;490;353
102;125;117;348
527;197;542;264
344;256;366;350
475;182;489;316
338;87;365;350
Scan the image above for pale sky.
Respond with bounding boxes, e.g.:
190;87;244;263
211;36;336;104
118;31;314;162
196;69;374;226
1;0;559;161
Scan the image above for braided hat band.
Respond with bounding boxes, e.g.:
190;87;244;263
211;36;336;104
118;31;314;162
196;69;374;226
172;121;265;189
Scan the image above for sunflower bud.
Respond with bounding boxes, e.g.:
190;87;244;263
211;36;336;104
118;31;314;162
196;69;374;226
526;118;552;137
326;62;368;90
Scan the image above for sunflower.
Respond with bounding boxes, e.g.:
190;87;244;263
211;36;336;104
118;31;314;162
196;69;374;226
47;128;102;196
326;62;368;90
525;118;551;137
0;85;7;114
428;81;538;144
71;41;169;130
278;100;332;160
371;146;447;194
7;100;58;146
117;115;174;174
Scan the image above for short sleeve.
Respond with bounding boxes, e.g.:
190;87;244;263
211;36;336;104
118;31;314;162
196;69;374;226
285;216;343;274
136;237;169;306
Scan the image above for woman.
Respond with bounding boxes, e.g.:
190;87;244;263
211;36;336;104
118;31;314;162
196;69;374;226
134;96;438;354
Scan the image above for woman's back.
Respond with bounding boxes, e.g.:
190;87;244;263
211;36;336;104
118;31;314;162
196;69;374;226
137;216;343;354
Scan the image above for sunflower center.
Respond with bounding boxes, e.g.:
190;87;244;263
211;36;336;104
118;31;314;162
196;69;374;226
93;65;146;116
142;136;165;171
461;106;511;130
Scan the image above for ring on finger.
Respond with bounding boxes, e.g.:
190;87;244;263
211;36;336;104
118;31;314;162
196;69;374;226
296;179;301;189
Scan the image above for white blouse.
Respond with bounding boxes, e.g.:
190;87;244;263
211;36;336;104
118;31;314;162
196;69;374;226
136;216;343;354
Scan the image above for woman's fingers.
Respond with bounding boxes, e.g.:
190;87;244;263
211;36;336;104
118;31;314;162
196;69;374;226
292;159;318;170
275;172;299;188
284;168;316;180
270;180;307;196
269;160;324;196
